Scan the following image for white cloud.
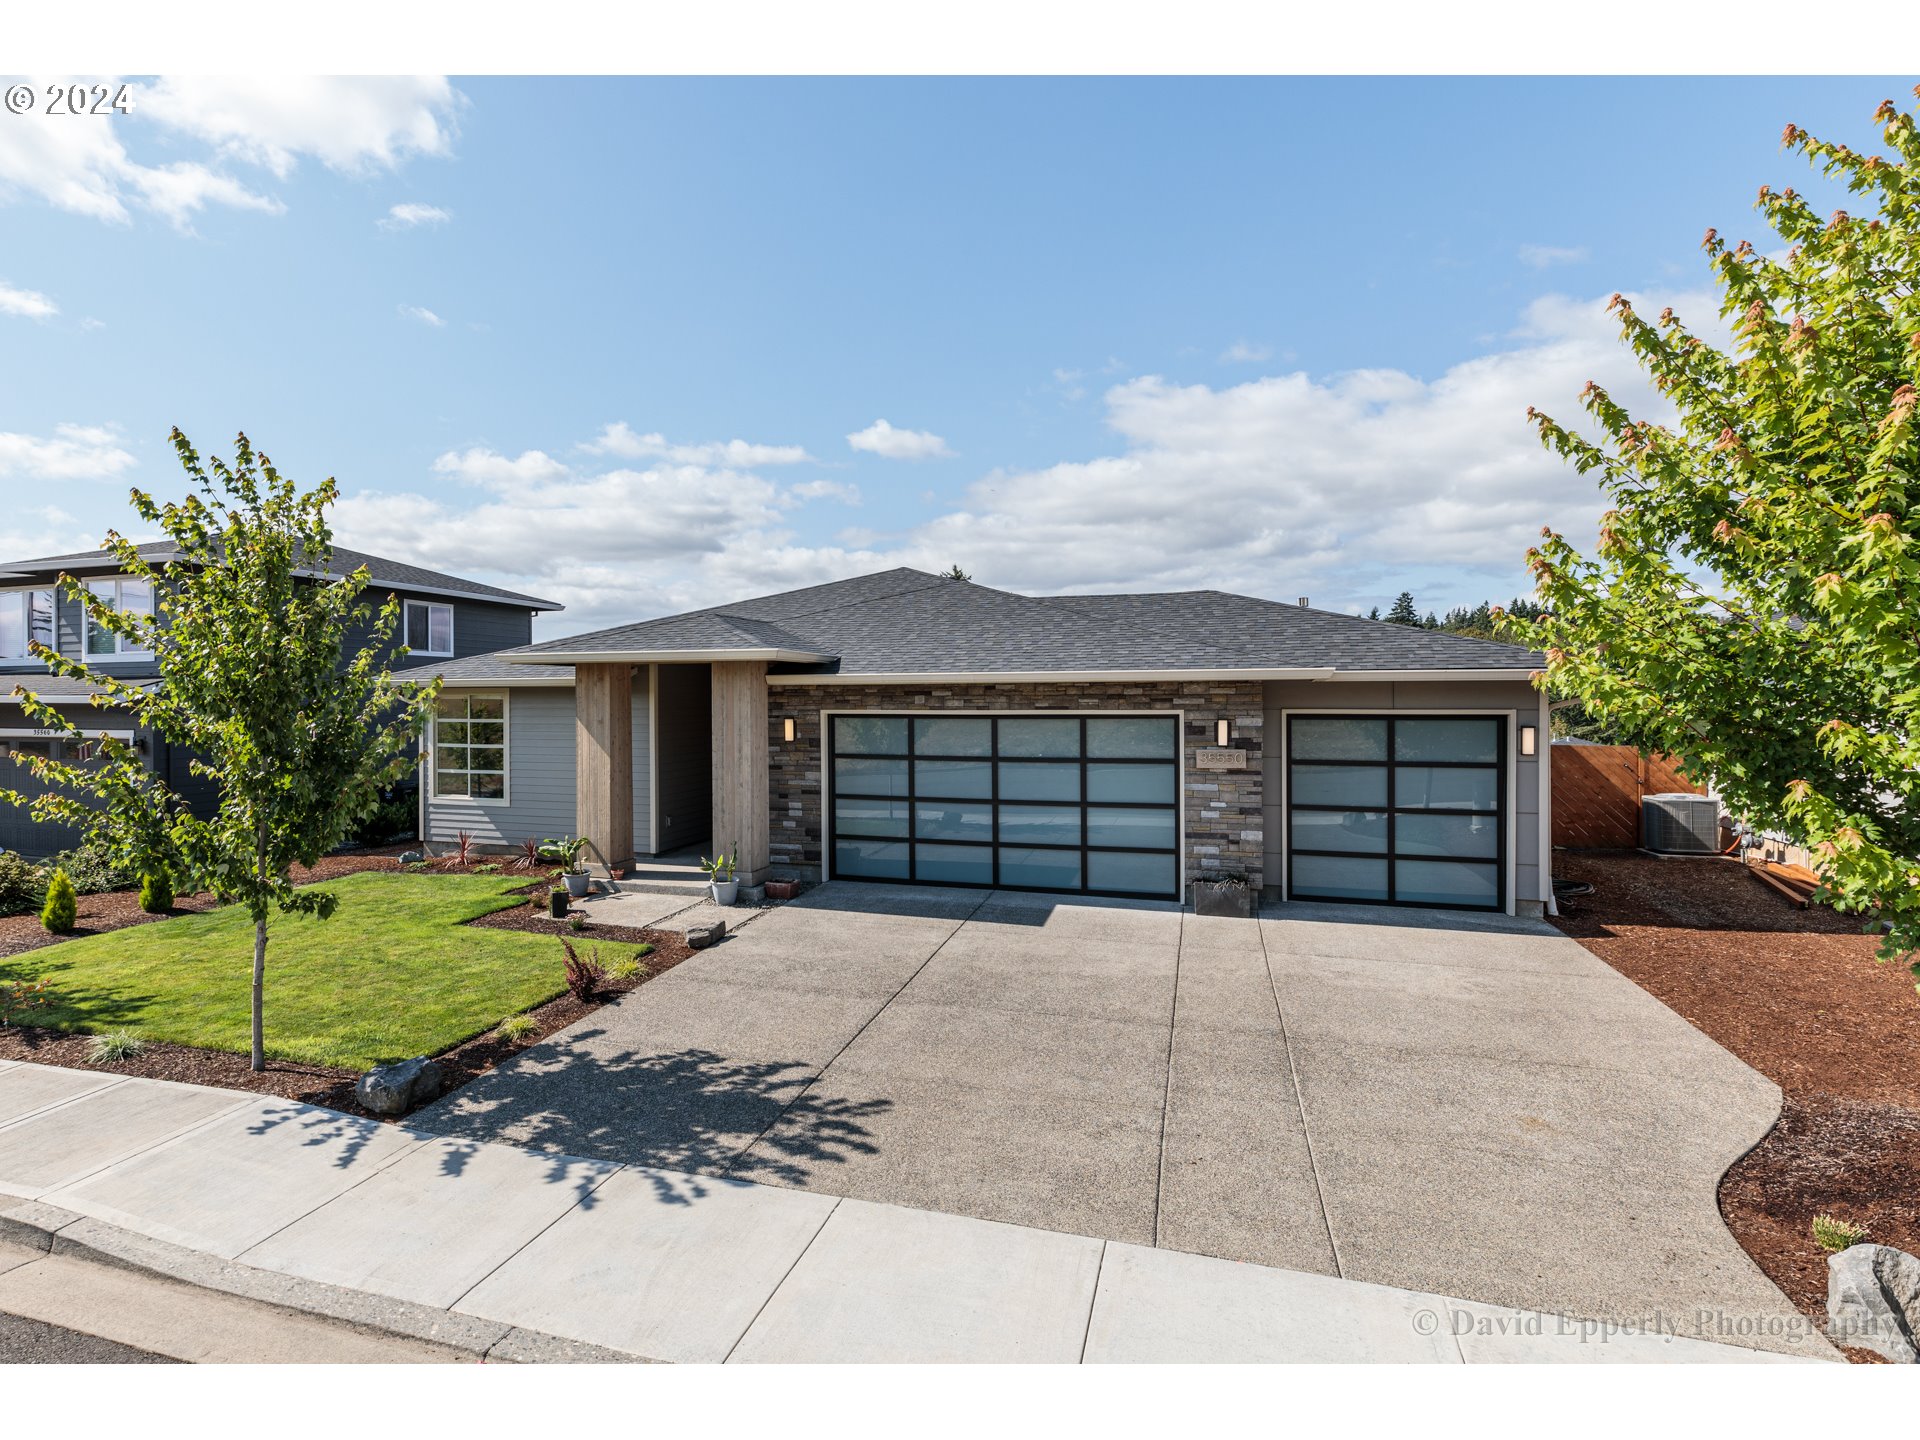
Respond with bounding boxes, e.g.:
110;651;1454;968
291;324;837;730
847;419;952;461
1219;339;1272;364
581;422;811;468
398;304;444;327
338;290;1713;637
789;478;861;505
0;76;458;229
430;447;569;489
380;201;451;230
0;423;136;481
137;77;460;178
1518;243;1590;269
0;281;56;319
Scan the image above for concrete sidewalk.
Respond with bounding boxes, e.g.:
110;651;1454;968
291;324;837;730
0;1061;1827;1363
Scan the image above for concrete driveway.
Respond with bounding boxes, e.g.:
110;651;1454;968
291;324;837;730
417;882;1806;1346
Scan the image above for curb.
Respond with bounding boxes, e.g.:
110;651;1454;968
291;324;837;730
0;1201;648;1365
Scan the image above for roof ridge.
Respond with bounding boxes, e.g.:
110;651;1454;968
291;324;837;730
713;568;969;622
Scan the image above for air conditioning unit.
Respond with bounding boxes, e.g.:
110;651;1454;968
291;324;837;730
1642;793;1721;855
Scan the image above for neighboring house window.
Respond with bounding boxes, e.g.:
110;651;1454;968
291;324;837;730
0;589;54;660
85;578;154;658
404;601;454;657
433;693;507;800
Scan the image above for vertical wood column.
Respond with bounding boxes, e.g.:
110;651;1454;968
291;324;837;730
711;660;770;887
575;663;633;874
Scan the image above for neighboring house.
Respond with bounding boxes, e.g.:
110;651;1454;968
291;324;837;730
416;568;1552;915
0;543;559;856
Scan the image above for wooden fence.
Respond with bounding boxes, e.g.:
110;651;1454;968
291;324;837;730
1551;744;1706;850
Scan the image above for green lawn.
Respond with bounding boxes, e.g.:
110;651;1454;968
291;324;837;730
3;871;569;1070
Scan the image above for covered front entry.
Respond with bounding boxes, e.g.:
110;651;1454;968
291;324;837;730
1284;712;1507;911
825;711;1183;899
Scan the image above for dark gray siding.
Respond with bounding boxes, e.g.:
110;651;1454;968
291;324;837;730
0;700;147;856
360;593;538;673
653;663;710;853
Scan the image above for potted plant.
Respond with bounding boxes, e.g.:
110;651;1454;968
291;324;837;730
701;848;738;906
1191;872;1253;919
540;836;593;897
548;886;569;919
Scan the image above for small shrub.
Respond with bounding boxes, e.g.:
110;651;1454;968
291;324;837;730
606;953;652;982
85;1029;147;1066
1812;1214;1869;1254
40;868;77;934
473;862;500;875
438;829;476;869
404;860;429;873
343;784;418;847
42;839;137;896
494;1013;538;1043
511;837;543;872
0;851;45;918
560;938;607;1003
568;914;587;933
139;869;175;914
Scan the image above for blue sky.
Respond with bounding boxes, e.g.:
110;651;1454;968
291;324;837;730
0;75;1905;636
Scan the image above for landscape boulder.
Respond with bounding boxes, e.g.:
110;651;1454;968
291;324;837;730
1828;1243;1920;1362
397;851;424;866
685;919;727;950
356;1056;445;1116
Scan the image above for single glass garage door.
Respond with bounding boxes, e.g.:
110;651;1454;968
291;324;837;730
1286;714;1506;911
829;713;1181;899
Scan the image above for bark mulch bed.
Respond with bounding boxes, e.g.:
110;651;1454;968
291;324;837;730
1551;849;1920;1361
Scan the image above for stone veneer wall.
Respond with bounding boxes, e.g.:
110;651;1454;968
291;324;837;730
766;680;1265;892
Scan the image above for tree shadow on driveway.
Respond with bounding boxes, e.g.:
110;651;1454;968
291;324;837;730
413;1031;891;1204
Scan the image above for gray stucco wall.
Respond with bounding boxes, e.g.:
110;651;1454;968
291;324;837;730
1262;678;1547;911
423;672;654;853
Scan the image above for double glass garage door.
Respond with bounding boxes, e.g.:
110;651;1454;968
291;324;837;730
828;713;1181;899
1287;714;1507;911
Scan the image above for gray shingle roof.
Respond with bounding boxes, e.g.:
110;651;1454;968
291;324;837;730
504;568;1543;676
0;542;561;612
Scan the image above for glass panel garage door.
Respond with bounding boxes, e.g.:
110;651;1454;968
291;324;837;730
829;713;1181;898
1286;714;1505;911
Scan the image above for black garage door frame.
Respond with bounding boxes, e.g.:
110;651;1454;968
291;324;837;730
823;709;1185;900
1282;710;1510;913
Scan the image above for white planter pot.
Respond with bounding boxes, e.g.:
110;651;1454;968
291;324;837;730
710;878;739;906
564;871;592;898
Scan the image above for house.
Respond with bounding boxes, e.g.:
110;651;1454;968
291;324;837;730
417;568;1552;914
0;543;560;857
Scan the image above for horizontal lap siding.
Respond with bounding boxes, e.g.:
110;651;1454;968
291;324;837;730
426;687;577;848
1263;679;1545;907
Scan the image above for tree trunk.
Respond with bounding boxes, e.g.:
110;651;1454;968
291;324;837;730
251;914;267;1072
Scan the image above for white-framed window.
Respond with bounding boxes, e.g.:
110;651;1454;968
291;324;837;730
432;692;507;801
0;588;55;660
404;600;454;657
84;577;154;658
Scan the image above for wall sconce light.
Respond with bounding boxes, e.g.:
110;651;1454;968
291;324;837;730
1519;724;1537;757
1215;719;1231;746
783;717;796;743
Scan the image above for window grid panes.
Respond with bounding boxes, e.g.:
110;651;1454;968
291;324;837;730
1286;714;1505;911
434;692;508;800
829;712;1180;898
83;578;154;658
